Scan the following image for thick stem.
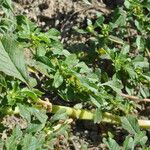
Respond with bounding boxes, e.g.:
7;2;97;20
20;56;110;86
39;100;150;129
138;120;150;129
51;105;120;124
2;100;150;129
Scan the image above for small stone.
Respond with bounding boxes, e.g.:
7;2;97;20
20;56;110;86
40;21;46;26
24;9;29;14
84;130;88;134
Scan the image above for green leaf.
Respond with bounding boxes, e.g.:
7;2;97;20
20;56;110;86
142;73;150;82
73;26;88;34
30;107;48;124
136;36;145;51
103;137;120;150
123;136;134;150
65;54;79;66
53;70;63;88
121;115;140;134
123;132;148;150
36;56;55;70
120;44;130;55
95;16;104;27
134;132;148;147
0;73;7;89
17;15;37;39
26;123;45;133
21;89;38;102
22;134;44;150
0;140;4;150
47;28;60;37
94;108;102;123
2;0;13;10
0;35;29;85
36;44;46;56
50;109;67;123
5;126;22;150
108;35;124;45
18;103;48;124
100;79;123;94
18;103;31;123
112;8;127;28
90;95;101;108
133;56;149;69
124;0;131;9
142;1;150;10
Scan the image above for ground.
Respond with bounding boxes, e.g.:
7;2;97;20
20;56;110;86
4;0;148;149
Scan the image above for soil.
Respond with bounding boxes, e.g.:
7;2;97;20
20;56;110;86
13;0;114;45
9;0;137;149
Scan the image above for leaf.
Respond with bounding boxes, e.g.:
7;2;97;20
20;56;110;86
140;85;148;98
0;73;7;89
18;103;31;123
22;134;44;150
18;103;48;124
5;126;22;150
136;36;145;51
142;73;150;82
108;35;124;45
134;20;142;31
100;79;123;94
120;44;130;55
134;132;148;147
30;107;48;124
76;62;91;74
36;56;55;71
142;1;150;10
0;35;29;85
0;140;4;150
73;26;88;34
90;95;101;108
2;0;13;10
124;0;131;9
65;54;79;66
21;89;39;102
94;108;102;123
17;15;37;39
103;138;120;150
112;8;127;28
78;76;98;93
26;123;45;133
36;44;46;57
121;115;140;134
47;28;60;37
123;132;148;150
95;16;104;27
83;0;92;5
123;136;134;150
133;56;149;69
53;70;63;88
50;109;67;123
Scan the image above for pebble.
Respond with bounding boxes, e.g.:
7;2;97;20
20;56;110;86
24;9;29;14
84;130;88;134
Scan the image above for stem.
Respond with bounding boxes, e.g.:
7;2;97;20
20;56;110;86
3;100;150;129
138;120;150;129
38;99;120;124
51;105;150;129
146;48;150;59
120;93;150;103
51;105;120;124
